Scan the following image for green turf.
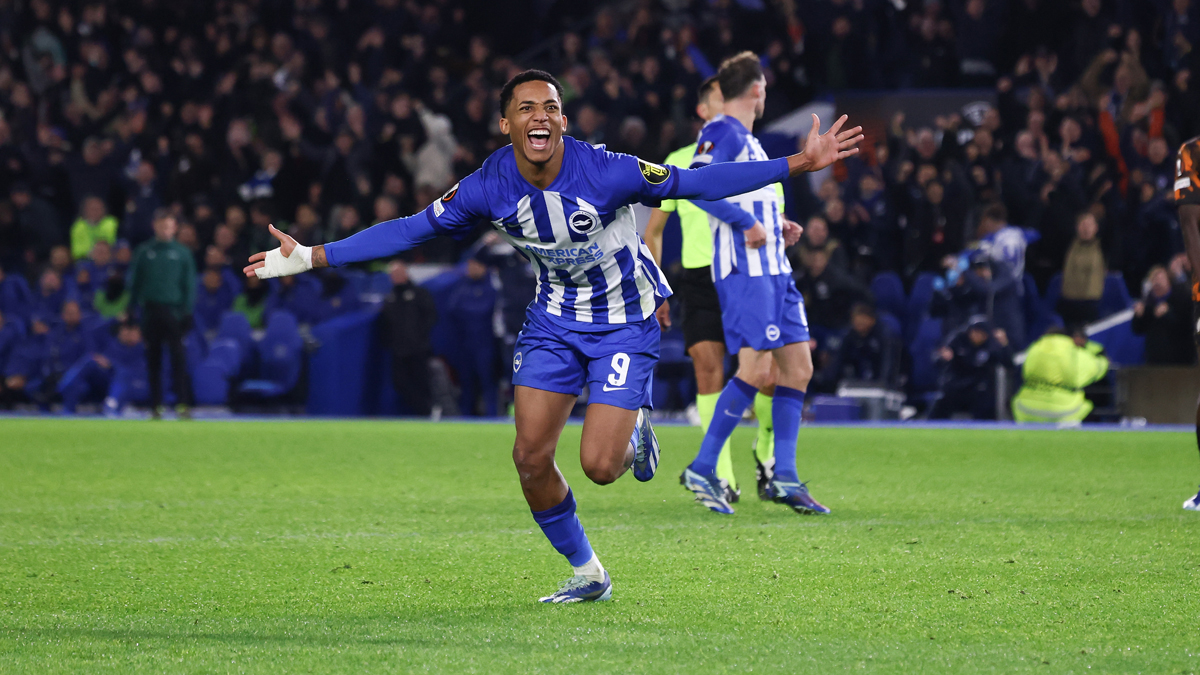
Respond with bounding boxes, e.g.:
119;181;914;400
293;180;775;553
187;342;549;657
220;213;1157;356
1;419;1198;673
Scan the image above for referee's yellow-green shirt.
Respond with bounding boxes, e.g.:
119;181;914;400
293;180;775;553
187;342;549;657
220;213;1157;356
658;143;786;270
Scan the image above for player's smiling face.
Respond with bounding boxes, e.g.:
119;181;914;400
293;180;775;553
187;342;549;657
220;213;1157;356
500;81;566;166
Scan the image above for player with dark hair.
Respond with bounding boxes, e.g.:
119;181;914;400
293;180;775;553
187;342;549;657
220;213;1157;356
680;51;828;515
246;69;862;600
1173;136;1200;511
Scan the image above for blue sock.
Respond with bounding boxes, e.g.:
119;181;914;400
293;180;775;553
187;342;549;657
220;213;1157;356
689;377;757;476
772;386;806;482
530;489;594;566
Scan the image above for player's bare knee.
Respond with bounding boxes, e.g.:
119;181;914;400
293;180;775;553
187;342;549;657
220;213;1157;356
582;459;621;485
512;442;553;480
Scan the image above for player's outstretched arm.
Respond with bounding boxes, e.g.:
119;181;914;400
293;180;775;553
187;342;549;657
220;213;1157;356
243;224;323;279
666;115;862;203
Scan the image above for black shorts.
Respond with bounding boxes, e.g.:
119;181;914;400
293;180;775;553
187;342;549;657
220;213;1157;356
675;266;726;349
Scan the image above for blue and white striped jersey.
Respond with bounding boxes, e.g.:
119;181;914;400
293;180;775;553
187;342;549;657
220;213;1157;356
691;115;791;280
430;136;673;327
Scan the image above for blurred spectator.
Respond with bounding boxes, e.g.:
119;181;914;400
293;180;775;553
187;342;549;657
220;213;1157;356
794;248;872;334
380;261;438;417
0;309;20;396
1059;212;1106;328
233;275;272;330
58;320;149;416
70;196;118;261
33;269;66;318
45;301;92;394
123;161;163;248
0;265;34;321
975;203;1029;286
821;303;899;389
446;259;497;417
930;318;1012;420
11;182;61;262
194;268;237;334
934;251;1025;347
2;312;51;408
470;231;537;407
128;211;195;418
791;216;848;274
93;268;130;320
1131;266;1194;365
1012;328;1109;424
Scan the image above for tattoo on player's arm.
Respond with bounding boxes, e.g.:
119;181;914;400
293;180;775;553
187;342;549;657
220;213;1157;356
311;245;329;269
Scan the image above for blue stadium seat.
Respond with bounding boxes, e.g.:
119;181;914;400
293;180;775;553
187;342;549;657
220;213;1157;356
1098;273;1133;318
1022;273;1043;339
877;311;902;339
905;273;938;343
216;311;254;359
239;311;304;399
192;340;242;405
1041;273;1063;319
908;317;943;394
870;272;907;328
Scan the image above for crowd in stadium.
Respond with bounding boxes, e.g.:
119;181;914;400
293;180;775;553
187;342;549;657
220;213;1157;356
0;0;1196;417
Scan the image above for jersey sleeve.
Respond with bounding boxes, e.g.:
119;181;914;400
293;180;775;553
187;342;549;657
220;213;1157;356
1176;139;1200;206
324;172;488;267
598;147;788;207
689;123;739;168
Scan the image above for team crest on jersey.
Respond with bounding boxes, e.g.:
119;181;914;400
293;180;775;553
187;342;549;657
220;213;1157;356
765;324;781;341
639;159;671;185
513;351;523;373
441;182;459;202
568;210;600;235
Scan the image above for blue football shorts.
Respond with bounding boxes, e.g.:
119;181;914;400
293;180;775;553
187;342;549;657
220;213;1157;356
714;271;810;353
511;308;660;410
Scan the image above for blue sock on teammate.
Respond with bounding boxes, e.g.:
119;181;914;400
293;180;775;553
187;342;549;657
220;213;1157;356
771;386;806;482
531;489;595;567
689;377;758;477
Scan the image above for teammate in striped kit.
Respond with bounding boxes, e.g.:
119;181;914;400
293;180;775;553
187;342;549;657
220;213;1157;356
682;52;831;516
245;70;862;600
644;76;787;504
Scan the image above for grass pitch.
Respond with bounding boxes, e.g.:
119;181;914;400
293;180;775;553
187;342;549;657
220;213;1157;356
1;419;1198;673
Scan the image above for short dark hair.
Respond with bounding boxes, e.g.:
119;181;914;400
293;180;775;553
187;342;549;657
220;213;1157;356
981;202;1007;223
717;51;764;101
499;70;564;116
851;302;876;319
698;75;720;103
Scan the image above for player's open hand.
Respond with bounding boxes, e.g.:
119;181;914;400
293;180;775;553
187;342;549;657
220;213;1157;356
797;114;863;174
744;222;767;249
244;224;309;279
781;218;803;247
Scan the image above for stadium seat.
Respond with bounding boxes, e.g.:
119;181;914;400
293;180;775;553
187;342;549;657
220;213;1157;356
1098;273;1133;318
652;328;692;411
216;311;254;358
239;311;304;398
877;311;902;339
1041;273;1063;320
1022;273;1043;339
192;340;242;405
908;317;943;394
870;272;907;328
905;273;938;343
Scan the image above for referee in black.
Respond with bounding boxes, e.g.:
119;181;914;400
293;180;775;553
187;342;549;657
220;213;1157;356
128;209;196;419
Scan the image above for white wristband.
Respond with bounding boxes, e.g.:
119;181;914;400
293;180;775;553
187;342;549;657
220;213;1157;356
255;244;313;279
